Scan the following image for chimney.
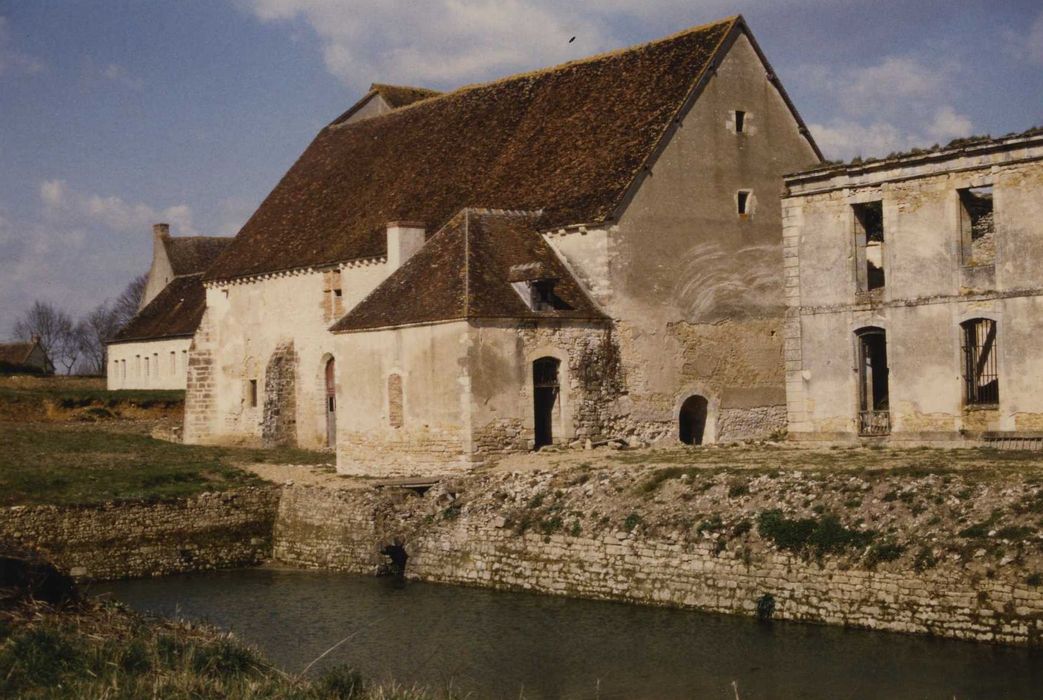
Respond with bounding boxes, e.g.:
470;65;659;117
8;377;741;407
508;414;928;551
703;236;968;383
31;334;41;345
153;222;170;240
386;221;426;272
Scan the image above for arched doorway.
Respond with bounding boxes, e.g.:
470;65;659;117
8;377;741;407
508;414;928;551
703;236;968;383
533;357;560;450
679;395;709;445
324;357;336;448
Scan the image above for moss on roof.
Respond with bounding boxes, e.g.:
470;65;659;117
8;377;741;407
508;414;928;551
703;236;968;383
163;236;233;276
206;17;739;282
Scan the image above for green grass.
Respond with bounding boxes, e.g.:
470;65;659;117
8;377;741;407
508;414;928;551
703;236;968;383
0;600;459;699
0;423;329;506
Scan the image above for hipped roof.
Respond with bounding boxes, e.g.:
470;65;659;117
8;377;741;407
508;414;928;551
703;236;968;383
331;210;607;332
206;16;745;282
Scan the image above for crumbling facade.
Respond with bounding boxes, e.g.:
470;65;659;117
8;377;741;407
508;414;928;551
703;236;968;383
783;130;1043;445
184;16;822;474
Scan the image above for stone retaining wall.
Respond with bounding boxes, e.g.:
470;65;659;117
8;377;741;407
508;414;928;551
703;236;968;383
271;482;1043;647
0;487;280;581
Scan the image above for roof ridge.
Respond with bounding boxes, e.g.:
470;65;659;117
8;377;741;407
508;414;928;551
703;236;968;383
328;16;739;128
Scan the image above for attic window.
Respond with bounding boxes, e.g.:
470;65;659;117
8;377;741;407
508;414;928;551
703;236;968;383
734;110;746;133
737;190;752;217
334;288;343;297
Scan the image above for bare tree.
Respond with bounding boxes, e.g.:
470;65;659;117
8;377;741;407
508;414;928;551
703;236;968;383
112;273;148;330
13;301;76;371
76;302;122;376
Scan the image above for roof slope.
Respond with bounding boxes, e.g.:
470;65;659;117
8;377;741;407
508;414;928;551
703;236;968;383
0;342;34;365
163;236;233;276
207;17;739;282
332;210;607;332
110;274;207;344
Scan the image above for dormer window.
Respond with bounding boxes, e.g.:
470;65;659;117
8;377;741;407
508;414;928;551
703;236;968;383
508;262;573;312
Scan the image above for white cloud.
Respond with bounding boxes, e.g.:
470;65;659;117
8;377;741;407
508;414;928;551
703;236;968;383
239;0;616;89
40;179;197;236
100;63;144;90
801;55;974;160
0;16;44;77
1005;10;1043;66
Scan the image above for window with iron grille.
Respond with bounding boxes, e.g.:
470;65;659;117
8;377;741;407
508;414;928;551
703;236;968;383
962;318;999;406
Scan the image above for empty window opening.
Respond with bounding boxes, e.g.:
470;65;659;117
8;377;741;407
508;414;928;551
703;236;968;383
333;288;343;297
144;356;150;378
856;327;890;436
388;373;404;428
533;357;560;450
959;186;995;266
678;395;709;445
170;351;176;374
734;110;746;133
324;357;336;448
853;201;885;292
248;379;258;408
737;190;752;217
962;318;999;406
153;353;159;377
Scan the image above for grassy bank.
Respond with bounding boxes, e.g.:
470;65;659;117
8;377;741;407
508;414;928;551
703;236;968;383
0;375;183;423
0;423;329;506
0;600;454;699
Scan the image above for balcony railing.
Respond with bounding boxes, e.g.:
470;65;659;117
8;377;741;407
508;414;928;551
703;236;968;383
859;410;891;436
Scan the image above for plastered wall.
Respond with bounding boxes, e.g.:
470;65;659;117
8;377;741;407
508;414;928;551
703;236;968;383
107;337;192;391
785;139;1043;440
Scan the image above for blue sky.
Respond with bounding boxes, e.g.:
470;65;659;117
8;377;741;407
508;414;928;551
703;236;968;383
1;0;1041;338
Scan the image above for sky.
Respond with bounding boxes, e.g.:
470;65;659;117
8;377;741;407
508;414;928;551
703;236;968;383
1;0;1041;339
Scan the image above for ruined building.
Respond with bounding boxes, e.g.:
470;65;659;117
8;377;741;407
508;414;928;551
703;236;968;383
783;129;1043;445
107;224;231;390
182;16;822;474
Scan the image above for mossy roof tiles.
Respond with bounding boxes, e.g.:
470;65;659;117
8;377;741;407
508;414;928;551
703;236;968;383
206;17;738;282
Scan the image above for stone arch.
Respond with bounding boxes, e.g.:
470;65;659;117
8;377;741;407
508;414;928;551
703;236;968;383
673;388;719;445
525;346;572;448
262;340;298;447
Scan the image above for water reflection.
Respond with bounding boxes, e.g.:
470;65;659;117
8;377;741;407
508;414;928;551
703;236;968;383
97;568;1043;699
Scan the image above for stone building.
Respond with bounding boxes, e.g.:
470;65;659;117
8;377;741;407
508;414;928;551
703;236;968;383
187;16;822;474
0;337;53;375
107;224;231;390
782;129;1043;445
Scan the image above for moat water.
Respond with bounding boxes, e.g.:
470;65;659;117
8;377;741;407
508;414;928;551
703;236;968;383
98;568;1043;699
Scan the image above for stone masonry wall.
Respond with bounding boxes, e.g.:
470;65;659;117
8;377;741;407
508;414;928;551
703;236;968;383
272;468;1043;647
1;488;279;581
262;340;298;447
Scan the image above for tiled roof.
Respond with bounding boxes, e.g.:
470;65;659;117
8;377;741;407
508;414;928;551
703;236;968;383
0;342;34;365
331;209;607;332
206;16;741;282
109;274;206;344
330;83;442;126
163;236;233;276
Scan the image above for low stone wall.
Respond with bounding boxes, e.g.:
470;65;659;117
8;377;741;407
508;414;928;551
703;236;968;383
1;488;280;581
272;470;1043;647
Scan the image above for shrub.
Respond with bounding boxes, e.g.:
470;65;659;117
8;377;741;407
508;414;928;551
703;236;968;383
757;510;874;556
696;515;724;535
913;547;938;572
623;512;643;532
727;481;749;498
865;540;905;567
